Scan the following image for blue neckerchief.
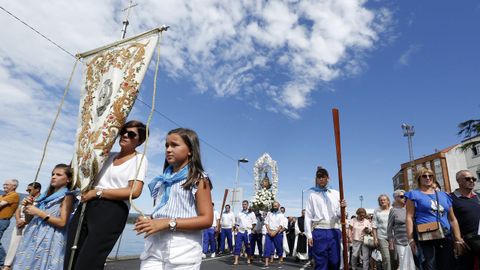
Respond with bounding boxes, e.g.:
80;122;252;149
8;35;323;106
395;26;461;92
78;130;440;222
310;186;329;193
149;165;188;215
35;187;70;210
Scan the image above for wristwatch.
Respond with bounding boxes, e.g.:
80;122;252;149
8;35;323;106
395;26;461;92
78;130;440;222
95;188;104;199
169;218;177;232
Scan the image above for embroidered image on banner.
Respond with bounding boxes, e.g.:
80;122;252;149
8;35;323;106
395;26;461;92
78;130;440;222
72;32;158;189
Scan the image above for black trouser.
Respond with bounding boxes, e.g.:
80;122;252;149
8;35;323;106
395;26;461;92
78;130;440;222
64;199;128;270
287;233;295;256
417;238;455;270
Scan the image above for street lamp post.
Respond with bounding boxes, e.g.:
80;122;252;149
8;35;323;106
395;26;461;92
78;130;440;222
401;123;416;189
359;195;364;208
232;158;248;212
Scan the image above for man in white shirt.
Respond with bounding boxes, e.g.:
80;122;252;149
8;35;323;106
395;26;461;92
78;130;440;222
202;203;220;258
233;200;256;265
305;167;347;270
219;204;235;254
264;201;285;267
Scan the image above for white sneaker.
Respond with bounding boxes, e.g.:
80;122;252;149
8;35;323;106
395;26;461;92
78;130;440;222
202;253;207;259
211;253;216;258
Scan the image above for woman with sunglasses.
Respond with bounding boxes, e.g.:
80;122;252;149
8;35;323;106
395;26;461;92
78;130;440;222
65;120;149;270
405;167;467;270
387;189;407;269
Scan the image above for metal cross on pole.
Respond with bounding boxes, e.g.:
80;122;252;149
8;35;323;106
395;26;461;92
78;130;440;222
121;0;138;39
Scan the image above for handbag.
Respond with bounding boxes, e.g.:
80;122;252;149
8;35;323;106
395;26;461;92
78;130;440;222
371;249;382;262
363;234;375;248
416;191;445;241
399;244;416;270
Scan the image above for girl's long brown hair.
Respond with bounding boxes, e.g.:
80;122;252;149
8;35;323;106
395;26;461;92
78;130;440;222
163;128;213;190
47;163;74;196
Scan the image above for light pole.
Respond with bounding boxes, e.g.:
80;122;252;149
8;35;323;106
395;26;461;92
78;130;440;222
232;158;248;212
401;123;415;189
359;195;364;208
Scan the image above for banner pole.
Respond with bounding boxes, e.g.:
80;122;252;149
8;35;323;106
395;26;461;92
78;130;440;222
332;108;349;270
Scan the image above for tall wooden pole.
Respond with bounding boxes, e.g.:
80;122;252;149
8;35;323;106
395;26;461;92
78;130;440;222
332;108;349;270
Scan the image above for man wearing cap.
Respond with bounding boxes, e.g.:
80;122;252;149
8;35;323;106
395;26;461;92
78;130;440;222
0;179;20;267
305;167;347;270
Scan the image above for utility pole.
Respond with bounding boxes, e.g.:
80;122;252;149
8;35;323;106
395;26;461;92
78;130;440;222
402;123;416;189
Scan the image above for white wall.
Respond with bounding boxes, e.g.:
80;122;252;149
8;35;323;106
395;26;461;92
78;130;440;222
445;146;468;191
462;137;480;192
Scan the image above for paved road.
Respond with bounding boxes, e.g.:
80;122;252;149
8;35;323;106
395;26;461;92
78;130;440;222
105;255;312;269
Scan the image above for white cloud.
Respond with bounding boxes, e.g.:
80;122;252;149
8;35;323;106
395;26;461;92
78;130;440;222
0;0;392;190
398;44;422;66
1;0;391;116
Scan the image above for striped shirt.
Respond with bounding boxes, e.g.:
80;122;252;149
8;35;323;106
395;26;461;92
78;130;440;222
152;179;198;219
387;207;407;245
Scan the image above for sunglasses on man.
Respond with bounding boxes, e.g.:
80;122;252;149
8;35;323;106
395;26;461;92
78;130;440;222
120;130;138;139
463;177;477;182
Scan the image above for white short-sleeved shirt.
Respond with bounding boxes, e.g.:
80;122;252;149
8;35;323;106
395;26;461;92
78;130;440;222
265;212;286;231
236;210;256;233
95;152;148;206
211;210;219;227
221;212;235;228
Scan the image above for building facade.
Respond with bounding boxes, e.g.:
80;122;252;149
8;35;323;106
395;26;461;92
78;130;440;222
393;144;467;192
462;135;480;192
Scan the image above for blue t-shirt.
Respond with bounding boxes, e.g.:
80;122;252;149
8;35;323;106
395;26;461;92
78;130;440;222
405;189;452;231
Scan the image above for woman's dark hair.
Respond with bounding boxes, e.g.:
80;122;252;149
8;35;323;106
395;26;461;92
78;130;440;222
119;120;149;146
28;182;42;190
316;166;329;178
48;163;74;196
163;128;212;190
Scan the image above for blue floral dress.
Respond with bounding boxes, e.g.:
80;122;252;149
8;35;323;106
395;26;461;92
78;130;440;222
13;188;75;270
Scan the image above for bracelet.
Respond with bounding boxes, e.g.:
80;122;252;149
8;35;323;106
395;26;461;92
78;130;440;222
408;239;414;244
43;214;50;222
455;240;464;244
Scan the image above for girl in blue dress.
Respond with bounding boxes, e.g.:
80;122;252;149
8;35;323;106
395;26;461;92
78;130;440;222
13;163;77;270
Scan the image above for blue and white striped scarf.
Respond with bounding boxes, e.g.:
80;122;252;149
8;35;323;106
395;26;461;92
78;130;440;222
148;165;188;215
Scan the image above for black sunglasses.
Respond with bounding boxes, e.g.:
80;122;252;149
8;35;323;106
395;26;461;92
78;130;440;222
120;130;138;139
421;174;434;179
463;177;477;182
398;195;405;199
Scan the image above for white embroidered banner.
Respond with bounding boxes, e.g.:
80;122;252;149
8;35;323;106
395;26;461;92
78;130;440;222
72;30;159;189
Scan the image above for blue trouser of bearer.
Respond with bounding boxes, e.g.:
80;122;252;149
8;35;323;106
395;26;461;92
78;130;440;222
312;228;341;270
220;228;233;252
202;227;216;254
234;231;251;256
264;233;283;257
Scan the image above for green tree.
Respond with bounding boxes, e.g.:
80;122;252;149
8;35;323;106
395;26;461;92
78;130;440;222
458;118;480;150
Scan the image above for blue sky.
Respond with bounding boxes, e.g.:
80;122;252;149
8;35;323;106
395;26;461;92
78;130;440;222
1;0;479;217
